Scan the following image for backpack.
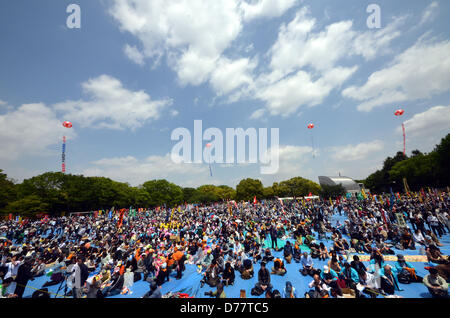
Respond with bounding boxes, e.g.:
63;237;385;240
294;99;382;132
397;272;410;284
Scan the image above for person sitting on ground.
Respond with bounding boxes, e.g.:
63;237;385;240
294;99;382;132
426;245;449;265
319;243;329;261
400;229;415;250
425;230;444;247
350;255;367;274
262;248;274;263
283;241;293;264
251;243;262;264
341;262;360;297
306;274;330;298
142;281;162;298
413;229;427;247
328;256;342;275
333;239;345;253
423;267;448;298
102;271;124;297
320;265;342;297
205;282;226;298
201;259;220;288
271;258;286;276
240;258;254;280
300;252;315;276
380;265;403;295
222;262;235;286
251;261;272;296
283;281;297;298
394;254;422;283
357;269;379;298
31;259;46;278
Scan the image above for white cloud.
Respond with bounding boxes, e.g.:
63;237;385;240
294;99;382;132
255;66;357;116
396;106;450;153
402;105;450;137
109;0;243;86
124;44;145;65
420;2;439;25
250;108;266;120
331;140;384;161
0;103;76;160
53;75;173;130
210;57;257;96
343;39;450;112
259;144;315;185
83;153;209;187
352;16;406;60
240;0;299;22
250;7;401;117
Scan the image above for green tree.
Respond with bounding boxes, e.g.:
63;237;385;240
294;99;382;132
142;179;183;207
236;178;264;201
0;169;17;214
319;184;346;199
5;195;49;217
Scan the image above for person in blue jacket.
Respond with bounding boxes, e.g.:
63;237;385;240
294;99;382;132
394;254;423;283
380;264;403;295
341;262;361;297
320;265;342;297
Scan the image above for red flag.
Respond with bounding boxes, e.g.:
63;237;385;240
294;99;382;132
118;209;126;228
253;196;257;204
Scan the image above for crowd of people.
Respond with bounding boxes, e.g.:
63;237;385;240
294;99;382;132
0;190;449;299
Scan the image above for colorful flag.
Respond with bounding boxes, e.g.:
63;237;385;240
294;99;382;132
361;188;367;199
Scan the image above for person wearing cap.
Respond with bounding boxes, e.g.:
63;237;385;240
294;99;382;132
394;254;422;283
423;267;448;298
320;265;342;297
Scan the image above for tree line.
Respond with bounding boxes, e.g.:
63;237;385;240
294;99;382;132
363;134;450;193
0;170;332;217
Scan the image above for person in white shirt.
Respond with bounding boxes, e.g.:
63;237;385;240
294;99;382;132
305;274;330;298
4;256;20;295
413;229;426;246
358;270;379;298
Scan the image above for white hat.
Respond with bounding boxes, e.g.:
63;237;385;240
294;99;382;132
323;265;330;273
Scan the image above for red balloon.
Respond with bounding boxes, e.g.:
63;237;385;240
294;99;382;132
307;123;315;129
394;109;404;116
62;121;72;128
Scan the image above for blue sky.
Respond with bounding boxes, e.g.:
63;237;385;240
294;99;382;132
0;0;449;188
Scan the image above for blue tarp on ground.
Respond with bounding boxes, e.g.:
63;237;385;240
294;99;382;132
15;214;450;298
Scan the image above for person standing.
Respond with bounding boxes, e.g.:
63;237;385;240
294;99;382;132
13;258;33;298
